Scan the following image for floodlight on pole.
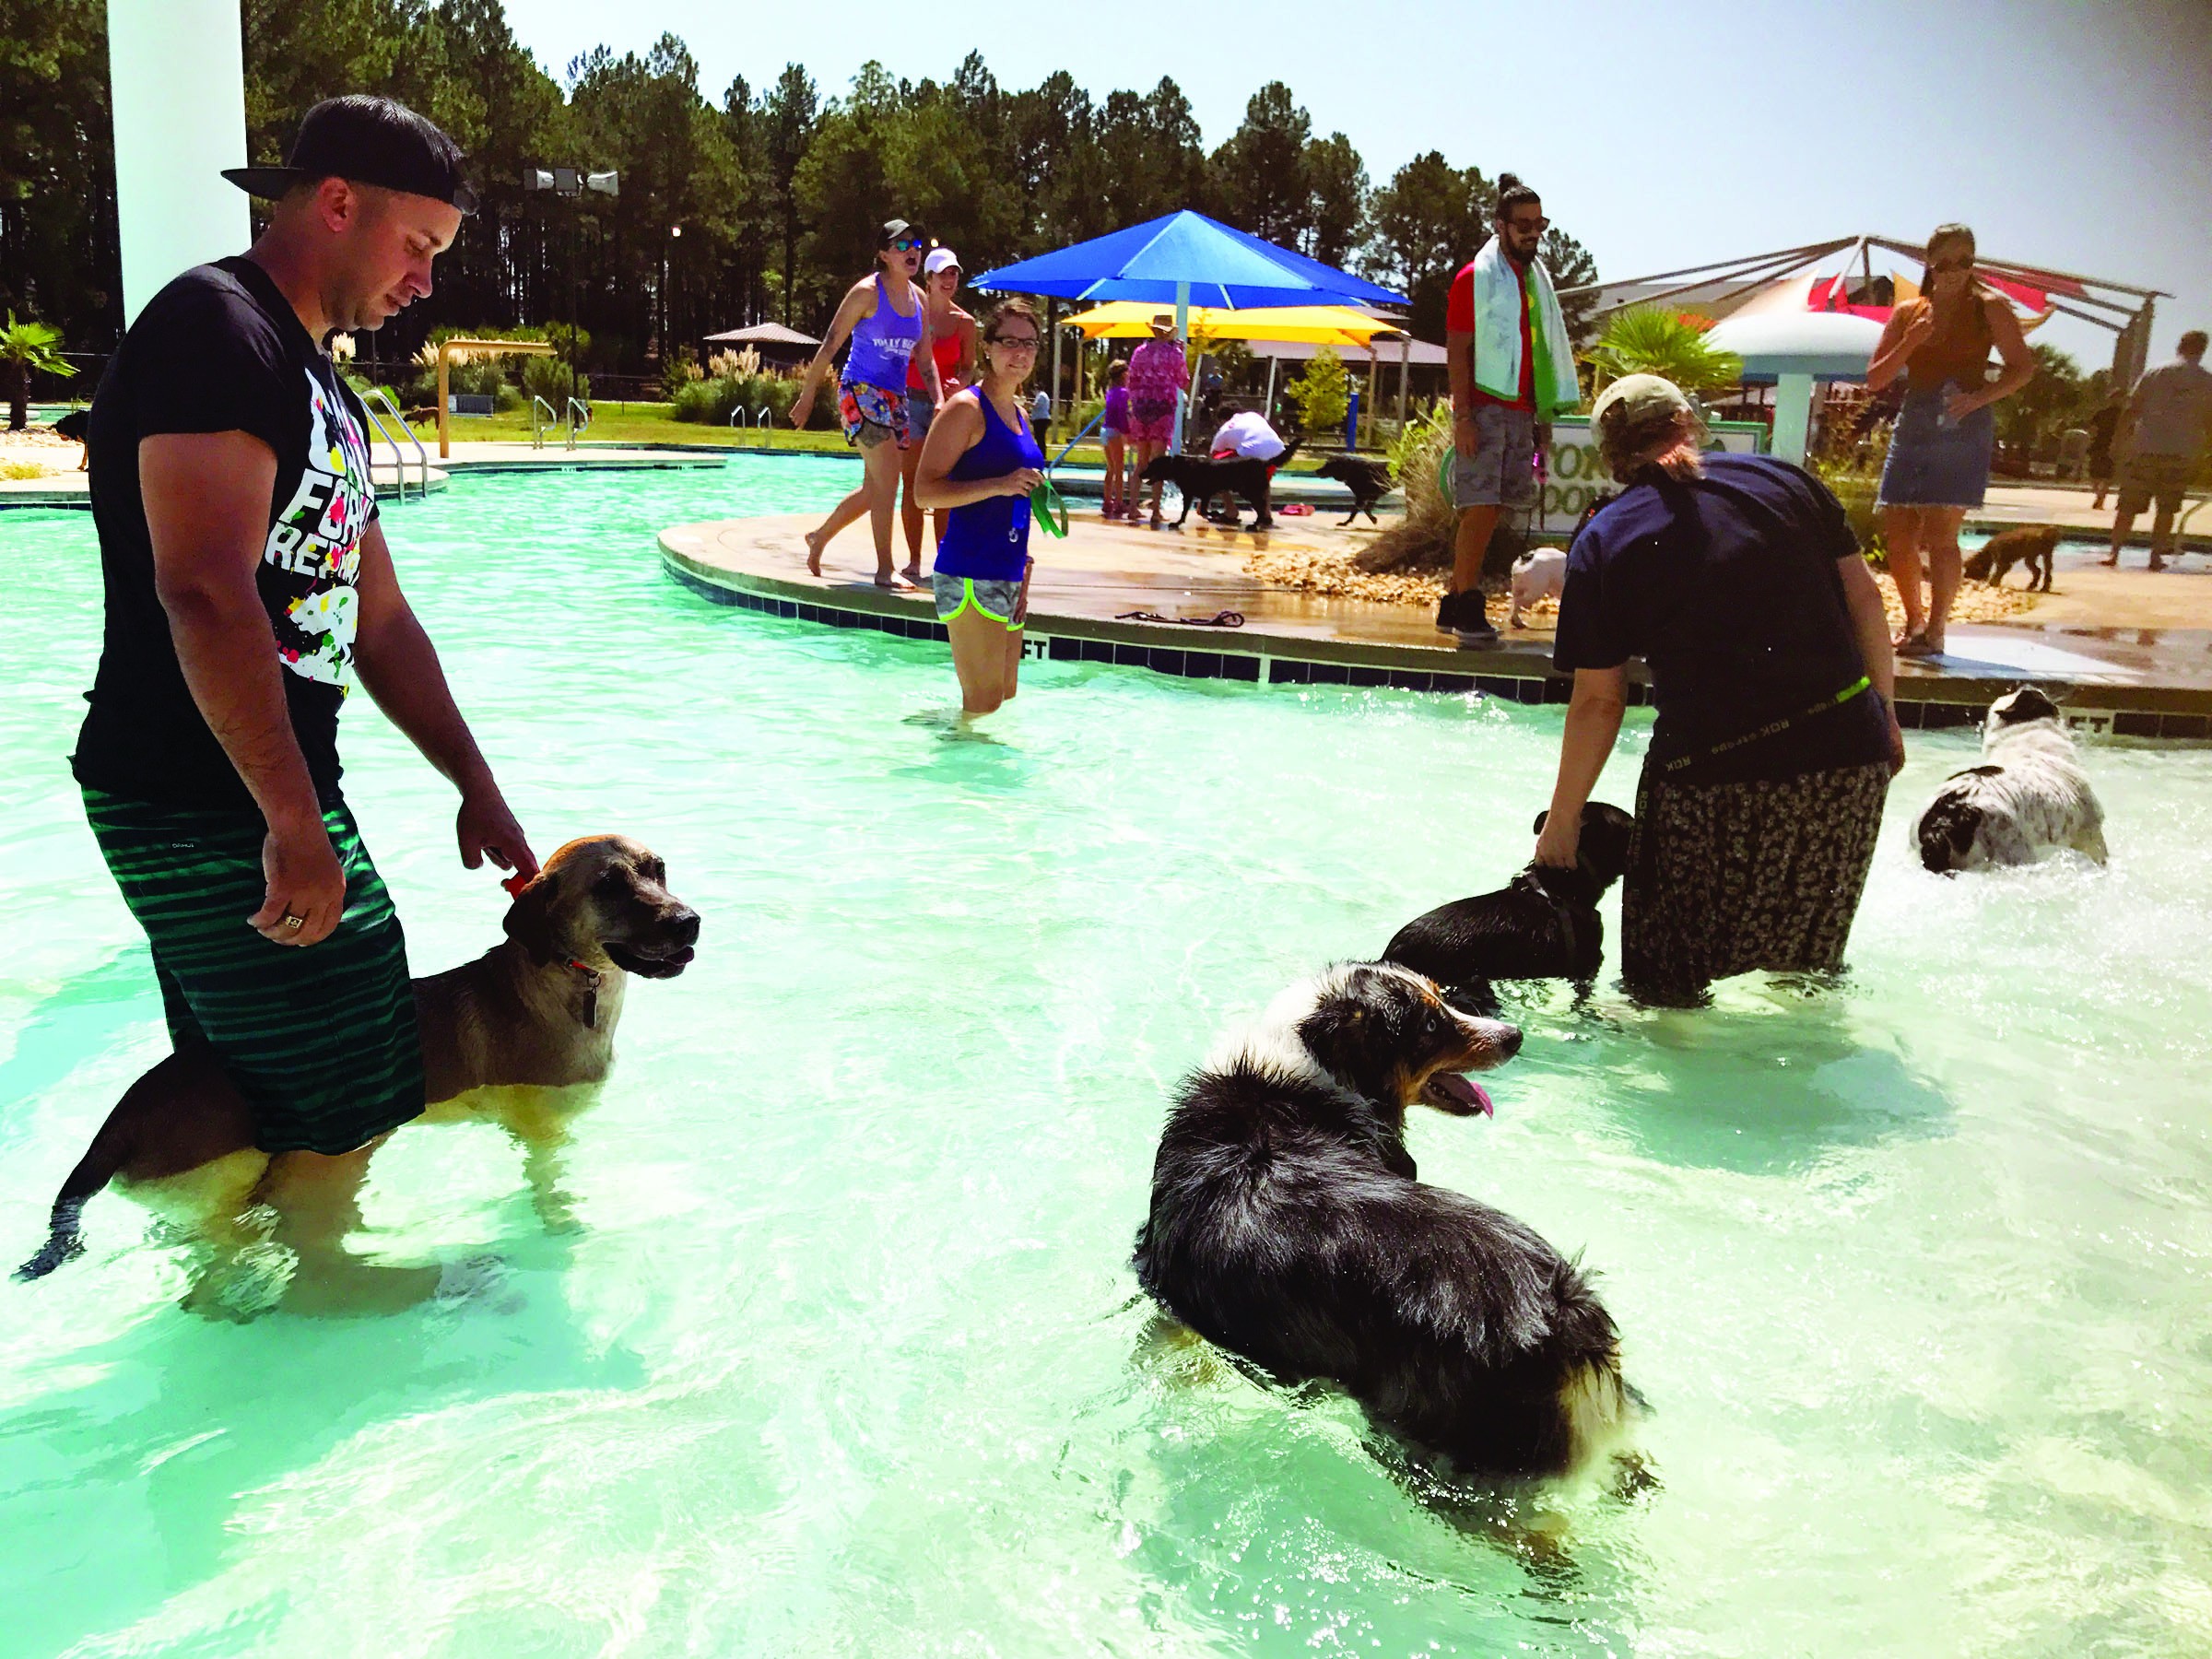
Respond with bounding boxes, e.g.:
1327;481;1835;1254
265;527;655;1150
586;171;619;198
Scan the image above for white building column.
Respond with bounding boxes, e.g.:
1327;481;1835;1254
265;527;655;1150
108;0;251;324
1770;371;1816;465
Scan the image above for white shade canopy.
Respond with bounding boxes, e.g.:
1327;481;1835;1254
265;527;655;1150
1706;311;1886;382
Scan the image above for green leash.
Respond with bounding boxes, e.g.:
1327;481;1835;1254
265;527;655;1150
1030;477;1069;538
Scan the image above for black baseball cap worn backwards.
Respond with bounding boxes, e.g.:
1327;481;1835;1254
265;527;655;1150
224;94;477;215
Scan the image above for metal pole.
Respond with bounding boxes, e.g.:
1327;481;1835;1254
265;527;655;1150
1264;352;1278;423
1396;334;1409;428
1048;297;1062;426
1364;347;1380;450
108;0;251;324
1169;280;1190;453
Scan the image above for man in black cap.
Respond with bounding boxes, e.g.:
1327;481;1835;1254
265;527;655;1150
69;94;532;1287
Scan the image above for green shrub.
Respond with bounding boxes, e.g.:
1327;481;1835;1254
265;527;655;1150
1288;346;1352;435
521;353;588;407
671;378;735;424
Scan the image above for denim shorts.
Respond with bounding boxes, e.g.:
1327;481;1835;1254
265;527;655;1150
1452;402;1537;510
934;573;1024;627
1878;383;1994;509
907;390;937;439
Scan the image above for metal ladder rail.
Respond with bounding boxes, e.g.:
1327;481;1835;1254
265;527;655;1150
530;395;558;450
753;405;773;447
564;396;591;452
358;385;429;502
728;404;751;445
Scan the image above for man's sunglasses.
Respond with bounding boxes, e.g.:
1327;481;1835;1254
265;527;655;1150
1504;216;1549;234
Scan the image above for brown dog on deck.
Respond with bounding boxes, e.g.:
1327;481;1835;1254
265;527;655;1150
1962;524;2061;592
16;835;699;1283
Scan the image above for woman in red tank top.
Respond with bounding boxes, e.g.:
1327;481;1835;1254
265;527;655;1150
1864;223;2037;656
899;248;979;583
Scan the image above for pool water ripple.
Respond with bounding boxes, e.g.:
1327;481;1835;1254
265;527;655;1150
2;461;2210;1657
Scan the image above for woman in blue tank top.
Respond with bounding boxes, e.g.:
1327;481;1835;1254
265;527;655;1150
913;299;1048;718
790;218;943;588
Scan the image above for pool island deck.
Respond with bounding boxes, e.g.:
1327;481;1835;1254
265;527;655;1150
661;511;2212;739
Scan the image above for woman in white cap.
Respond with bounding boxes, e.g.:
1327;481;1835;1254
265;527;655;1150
1535;373;1905;1007
898;246;978;584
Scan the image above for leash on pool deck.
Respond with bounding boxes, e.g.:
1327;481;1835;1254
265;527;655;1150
1113;608;1246;628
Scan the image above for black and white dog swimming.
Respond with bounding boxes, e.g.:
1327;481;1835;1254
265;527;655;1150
1132;961;1638;1480
1916;687;2108;872
1312;455;1393;525
1382;804;1639;1006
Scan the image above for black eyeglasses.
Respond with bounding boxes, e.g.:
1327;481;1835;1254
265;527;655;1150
988;335;1041;350
1504;216;1549;234
888;238;924;253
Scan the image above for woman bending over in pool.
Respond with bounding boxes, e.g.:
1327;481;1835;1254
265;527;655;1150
790;218;943;588
913;298;1047;717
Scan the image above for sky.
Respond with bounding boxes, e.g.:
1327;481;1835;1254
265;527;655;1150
503;0;2211;371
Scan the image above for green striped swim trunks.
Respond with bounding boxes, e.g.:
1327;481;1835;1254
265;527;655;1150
82;787;424;1156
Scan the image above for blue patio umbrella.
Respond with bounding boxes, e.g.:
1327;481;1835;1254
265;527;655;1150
971;211;1407;450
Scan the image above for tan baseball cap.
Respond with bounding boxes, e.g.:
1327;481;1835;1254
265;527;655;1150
1588;372;1689;431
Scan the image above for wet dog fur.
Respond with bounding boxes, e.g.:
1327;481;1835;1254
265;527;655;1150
1132;961;1638;1479
1915;688;2107;872
1140;440;1300;531
1312;455;1393;525
16;835;699;1280
1961;525;2060;593
1382;804;1638;1005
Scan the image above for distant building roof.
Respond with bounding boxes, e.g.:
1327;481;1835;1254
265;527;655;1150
1237;335;1448;368
703;322;820;348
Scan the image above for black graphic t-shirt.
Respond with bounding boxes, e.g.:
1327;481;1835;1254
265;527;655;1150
73;255;379;811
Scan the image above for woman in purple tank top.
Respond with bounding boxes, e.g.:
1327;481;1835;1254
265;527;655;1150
790;218;943;589
914;299;1049;719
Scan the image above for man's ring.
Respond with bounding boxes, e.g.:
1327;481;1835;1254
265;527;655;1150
282;913;304;931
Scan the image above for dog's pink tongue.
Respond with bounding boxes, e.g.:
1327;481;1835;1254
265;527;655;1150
1432;1073;1495;1117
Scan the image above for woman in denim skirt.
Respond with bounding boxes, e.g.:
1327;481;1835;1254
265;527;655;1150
1865;224;2036;656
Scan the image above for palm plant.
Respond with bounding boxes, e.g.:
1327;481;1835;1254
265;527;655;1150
1583;307;1742;399
2;312;77;431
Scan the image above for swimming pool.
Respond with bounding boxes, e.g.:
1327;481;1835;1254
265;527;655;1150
4;460;2209;1657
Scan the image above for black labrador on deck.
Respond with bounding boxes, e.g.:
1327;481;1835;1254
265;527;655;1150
1133;960;1640;1480
1382;803;1638;1006
1140;438;1300;531
1312;455;1393;525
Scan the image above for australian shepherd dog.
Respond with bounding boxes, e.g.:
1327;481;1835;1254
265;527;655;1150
1132;961;1639;1480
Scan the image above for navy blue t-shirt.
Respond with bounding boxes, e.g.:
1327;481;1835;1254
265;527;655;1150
1551;453;1890;784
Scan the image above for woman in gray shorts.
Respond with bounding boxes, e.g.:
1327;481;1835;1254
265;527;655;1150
913;300;1048;718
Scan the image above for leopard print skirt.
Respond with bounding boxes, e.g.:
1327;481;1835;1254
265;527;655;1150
1621;761;1890;1006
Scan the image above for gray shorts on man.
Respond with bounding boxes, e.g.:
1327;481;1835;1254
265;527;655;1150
1453;402;1538;511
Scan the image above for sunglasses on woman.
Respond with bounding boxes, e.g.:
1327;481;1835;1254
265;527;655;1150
887;238;924;253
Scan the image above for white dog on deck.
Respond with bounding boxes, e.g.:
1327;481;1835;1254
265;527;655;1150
1915;687;2108;872
1506;547;1567;629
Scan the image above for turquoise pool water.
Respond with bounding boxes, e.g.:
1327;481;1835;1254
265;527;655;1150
4;461;2210;1658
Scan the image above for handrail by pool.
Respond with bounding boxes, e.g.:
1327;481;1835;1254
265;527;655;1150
564;397;591;452
1049;407;1104;473
530;395;558;450
357;384;429;502
753;406;773;447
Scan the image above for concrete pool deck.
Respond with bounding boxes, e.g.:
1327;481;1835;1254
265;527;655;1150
659;511;2212;739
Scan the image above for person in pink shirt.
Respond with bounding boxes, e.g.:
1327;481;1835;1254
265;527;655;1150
1099;359;1132;520
1124;314;1190;525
